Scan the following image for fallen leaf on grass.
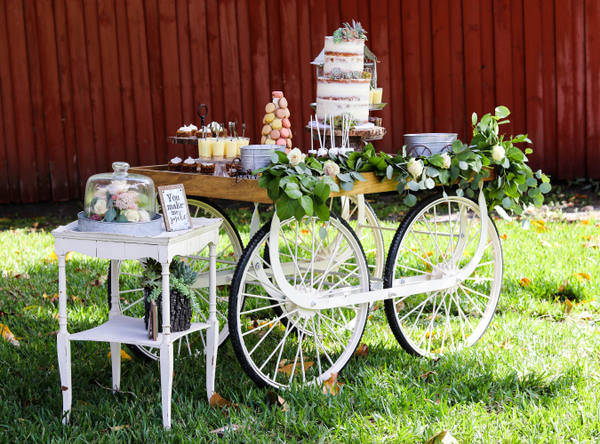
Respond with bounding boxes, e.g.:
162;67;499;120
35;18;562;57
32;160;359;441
519;277;531;287
557;279;569;293
267;391;289;412
425;430;459;444
278;361;314;376
576;311;594;321
498;338;511;349
574;272;591;281
322;372;343;395
419;371;437;379
532;220;550;233
396;300;406;311
581;219;590;225
210;392;241;416
88;276;107;287
540;239;552;248
583;241;600;249
501;234;508;240
107;350;132;361
11;272;30;280
210;424;247;437
0;323;20;346
23;305;43;313
564;299;574;314
101;425;130;433
354;343;369;358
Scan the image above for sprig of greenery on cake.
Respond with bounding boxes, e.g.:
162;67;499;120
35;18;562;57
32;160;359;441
324;113;358;129
332;20;368;43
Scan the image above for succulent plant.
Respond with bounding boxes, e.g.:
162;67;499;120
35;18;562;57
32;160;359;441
332;20;368;44
142;257;198;299
331;67;342;78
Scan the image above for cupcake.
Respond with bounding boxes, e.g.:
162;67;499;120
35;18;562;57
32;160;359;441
189;124;198;137
181;156;197;173
168;156;182;171
176;125;193;137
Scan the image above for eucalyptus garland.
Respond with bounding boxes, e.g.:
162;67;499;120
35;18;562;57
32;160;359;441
255;106;551;223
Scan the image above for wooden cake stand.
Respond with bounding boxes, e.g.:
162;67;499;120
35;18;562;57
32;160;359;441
303;125;387;150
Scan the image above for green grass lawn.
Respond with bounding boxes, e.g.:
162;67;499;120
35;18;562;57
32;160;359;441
0;205;599;443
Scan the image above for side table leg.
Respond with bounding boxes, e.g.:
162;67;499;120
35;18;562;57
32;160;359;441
160;261;173;430
110;342;121;392
57;255;72;423
206;243;218;401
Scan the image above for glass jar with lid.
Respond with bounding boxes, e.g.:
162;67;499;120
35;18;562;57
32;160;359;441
82;161;157;226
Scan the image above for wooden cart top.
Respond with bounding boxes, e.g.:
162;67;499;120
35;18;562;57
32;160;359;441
130;165;430;204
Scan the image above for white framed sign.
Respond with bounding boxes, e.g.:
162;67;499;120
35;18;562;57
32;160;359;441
158;184;192;232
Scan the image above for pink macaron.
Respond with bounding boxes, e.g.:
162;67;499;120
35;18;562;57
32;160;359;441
279;127;290;138
275;108;286;119
282;118;291;128
276;138;286;145
270;129;281;140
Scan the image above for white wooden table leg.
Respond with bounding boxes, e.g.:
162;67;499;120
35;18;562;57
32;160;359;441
57;255;72;423
206;243;218;401
110;342;121;392
159;261;173;430
109;259;122;318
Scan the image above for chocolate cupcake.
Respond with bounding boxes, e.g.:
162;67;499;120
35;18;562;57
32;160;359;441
200;163;215;174
181;157;197;173
168;156;182;171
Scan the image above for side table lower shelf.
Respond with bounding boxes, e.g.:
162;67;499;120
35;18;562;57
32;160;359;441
69;314;210;347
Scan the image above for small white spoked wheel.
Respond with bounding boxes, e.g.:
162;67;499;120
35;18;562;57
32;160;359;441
228;214;370;389
331;195;385;279
107;197;243;361
383;193;503;358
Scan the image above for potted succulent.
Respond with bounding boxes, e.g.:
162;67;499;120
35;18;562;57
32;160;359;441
141;258;198;333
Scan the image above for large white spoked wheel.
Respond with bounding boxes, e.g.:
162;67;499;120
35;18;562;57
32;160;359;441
330;195;385;279
228;214;370;389
107;197;243;361
383;193;503;358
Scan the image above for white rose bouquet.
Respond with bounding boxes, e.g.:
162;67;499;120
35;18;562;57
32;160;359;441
87;180;152;223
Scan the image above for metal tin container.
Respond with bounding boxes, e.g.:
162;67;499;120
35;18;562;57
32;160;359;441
240;145;286;171
77;211;164;236
404;133;457;156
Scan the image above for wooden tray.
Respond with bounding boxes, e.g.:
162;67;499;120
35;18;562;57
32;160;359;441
169;136;201;145
130;165;496;204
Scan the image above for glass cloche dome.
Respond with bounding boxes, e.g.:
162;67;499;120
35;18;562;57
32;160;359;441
83;162;157;223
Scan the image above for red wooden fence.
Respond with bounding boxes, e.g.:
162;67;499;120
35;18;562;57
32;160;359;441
1;0;599;203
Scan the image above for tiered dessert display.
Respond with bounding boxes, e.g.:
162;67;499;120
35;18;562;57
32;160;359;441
307;21;386;151
260;91;293;150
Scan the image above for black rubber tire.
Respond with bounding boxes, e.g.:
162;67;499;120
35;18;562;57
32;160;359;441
106;196;243;362
383;192;503;357
228;213;370;389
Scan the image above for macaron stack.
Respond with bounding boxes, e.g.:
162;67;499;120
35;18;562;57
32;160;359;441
260;91;292;149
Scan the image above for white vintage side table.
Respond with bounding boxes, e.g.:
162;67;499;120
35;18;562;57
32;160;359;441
52;217;222;429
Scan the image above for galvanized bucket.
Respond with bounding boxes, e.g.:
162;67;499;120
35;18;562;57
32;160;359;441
240;145;286;171
404;133;457;156
77;212;164;236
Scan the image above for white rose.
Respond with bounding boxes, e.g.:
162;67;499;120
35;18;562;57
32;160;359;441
492;144;505;162
322;160;340;178
93;199;108;216
94;187;107;199
106;180;129;195
287;148;306;166
138;209;151;223
441;152;451;169
124;209;141;223
407;158;424;179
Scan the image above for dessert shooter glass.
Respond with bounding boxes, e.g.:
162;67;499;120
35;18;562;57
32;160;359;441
371;88;383;104
212;139;225;160
199;138;213;160
225;138;238;159
236;137;250;157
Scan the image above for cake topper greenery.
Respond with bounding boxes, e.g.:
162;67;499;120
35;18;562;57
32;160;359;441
333;20;368;43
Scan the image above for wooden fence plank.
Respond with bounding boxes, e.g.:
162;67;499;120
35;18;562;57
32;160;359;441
400;0;423;136
297;0;315;150
540;0;557;175
23;0;51;201
34;0;70;200
419;0;434;133
586;0;600;179
523;0;545;173
158;0;184;160
247;0;270;144
205;0;224;124
370;0;392;152
266;1;283;93
235;0;256;145
144;0;168;164
462;0;483;122
555;0;575;179
65;0;98;189
6;0;39;202
309;0;327;69
83;0;108;173
188;0;212;138
449;0;466;141
218;0;242;135
53;0;81;197
510;0;526;138
387;0;405;150
98;0;126;168
126;0;157;165
493;0;514;136
113;0;139;166
572;0;585;178
0;0;14;202
431;0;453;133
176;0;194;127
326;0;341;34
340;0;359;23
479;0;495;113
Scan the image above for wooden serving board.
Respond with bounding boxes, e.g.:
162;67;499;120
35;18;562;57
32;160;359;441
169;136;202;145
130;165;496;204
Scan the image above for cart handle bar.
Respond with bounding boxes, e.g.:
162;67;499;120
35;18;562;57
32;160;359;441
268;186;490;310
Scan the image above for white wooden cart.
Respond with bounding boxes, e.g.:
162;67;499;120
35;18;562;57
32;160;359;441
114;166;502;390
